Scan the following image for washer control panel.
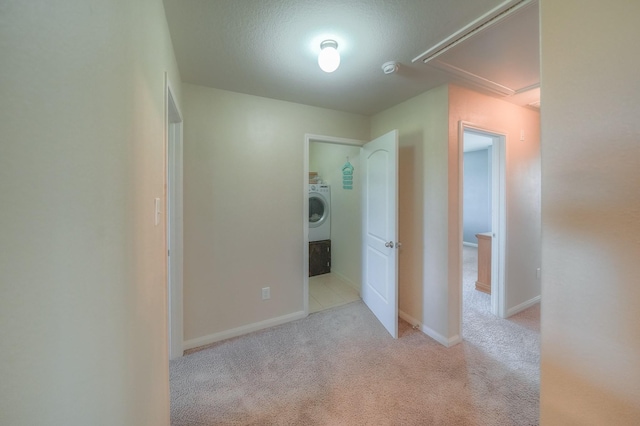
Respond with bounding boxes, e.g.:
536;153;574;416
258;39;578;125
309;184;330;193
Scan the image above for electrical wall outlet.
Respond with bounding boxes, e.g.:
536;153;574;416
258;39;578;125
262;287;270;300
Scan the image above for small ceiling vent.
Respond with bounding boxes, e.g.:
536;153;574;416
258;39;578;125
412;0;533;64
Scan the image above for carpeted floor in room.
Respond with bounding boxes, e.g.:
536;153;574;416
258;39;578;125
170;246;540;425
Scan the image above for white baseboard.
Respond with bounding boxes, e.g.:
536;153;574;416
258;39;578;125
399;310;462;347
506;295;541;317
463;241;478;248
183;310;307;351
422;324;462;347
399;309;420;328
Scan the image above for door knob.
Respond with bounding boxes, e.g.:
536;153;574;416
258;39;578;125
385;241;394;248
396;242;402;249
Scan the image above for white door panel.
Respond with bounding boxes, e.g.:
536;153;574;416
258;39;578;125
362;130;398;338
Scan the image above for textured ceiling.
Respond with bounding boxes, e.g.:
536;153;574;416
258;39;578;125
163;0;540;116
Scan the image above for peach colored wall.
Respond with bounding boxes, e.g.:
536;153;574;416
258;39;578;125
540;1;640;424
448;85;541;335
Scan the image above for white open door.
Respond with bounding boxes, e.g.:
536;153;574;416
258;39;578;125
362;130;399;338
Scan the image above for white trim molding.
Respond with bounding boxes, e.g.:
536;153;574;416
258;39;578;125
165;72;184;360
183;310;307;351
400;310;462;347
399;310;420;329
412;0;533;64
506;295;541;317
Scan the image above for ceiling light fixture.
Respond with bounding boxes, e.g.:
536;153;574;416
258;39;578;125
318;40;340;73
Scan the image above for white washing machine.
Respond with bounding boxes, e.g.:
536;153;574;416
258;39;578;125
309;184;331;242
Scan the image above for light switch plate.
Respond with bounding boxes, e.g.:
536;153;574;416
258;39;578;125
154;198;161;226
262;287;270;300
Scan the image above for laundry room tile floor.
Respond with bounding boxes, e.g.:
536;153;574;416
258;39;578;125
309;273;360;313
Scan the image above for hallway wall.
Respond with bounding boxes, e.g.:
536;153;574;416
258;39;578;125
0;1;182;425
182;84;369;346
540;0;640;423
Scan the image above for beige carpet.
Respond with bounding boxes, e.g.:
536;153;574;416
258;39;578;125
171;248;539;425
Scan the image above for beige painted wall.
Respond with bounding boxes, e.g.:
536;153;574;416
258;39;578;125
309;142;363;289
371;85;450;339
448;85;541;328
183;84;369;343
540;1;640;424
0;1;181;425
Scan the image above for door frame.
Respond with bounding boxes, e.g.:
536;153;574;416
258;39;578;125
303;134;364;315
458;122;507;329
165;74;184;359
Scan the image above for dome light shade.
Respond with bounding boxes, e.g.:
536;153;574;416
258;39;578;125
318;40;340;73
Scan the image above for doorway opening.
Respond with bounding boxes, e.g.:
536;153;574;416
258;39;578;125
303;131;400;338
165;75;184;360
458;123;507;338
304;135;364;315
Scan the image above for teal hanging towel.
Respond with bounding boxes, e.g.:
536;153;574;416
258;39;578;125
342;158;354;190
